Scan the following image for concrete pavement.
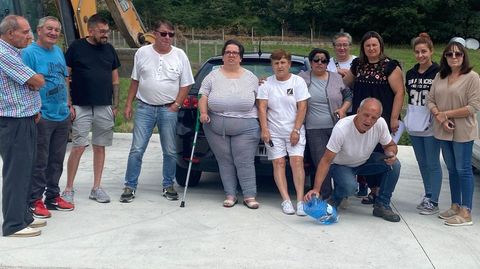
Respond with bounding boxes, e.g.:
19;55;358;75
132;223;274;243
0;133;479;269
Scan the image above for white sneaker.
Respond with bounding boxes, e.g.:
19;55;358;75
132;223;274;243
281;200;295;215
296;201;307;216
29;218;47;228
8;227;41;237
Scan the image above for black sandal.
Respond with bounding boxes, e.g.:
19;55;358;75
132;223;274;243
361;193;376;205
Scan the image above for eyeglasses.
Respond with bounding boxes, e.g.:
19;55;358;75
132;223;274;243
155;31;175;38
445;51;464;58
313;57;329;64
96;29;111;35
224;50;240;56
335;43;350;48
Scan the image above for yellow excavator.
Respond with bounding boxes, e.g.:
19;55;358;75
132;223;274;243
1;0;155;48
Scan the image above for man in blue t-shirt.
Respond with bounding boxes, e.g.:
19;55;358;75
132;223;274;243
22;16;75;219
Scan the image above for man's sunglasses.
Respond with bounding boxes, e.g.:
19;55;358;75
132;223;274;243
155;31;175;38
313;57;329;64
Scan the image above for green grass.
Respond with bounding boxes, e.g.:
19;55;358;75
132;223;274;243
114;78;134;133
114;42;480;146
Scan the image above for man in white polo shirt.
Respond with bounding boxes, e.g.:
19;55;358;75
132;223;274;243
120;19;194;202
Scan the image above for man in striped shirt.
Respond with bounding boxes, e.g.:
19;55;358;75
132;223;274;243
0;15;45;237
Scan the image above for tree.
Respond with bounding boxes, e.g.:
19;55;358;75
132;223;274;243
291;0;326;37
128;0;480;44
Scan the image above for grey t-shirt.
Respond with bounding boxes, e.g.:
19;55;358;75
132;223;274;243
306;76;334;129
199;68;259;118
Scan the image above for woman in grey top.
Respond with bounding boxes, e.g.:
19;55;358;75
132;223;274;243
198;39;260;209
299;48;352;199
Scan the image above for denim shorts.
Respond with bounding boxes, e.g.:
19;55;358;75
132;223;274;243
71;105;114;147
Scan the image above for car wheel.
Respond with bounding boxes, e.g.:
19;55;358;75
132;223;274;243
176;164;202;187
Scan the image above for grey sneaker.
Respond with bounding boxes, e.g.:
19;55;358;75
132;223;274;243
89;187;111;203
373;204;400;222
416;196;430;210
419;201;440;215
162;186;179;201
339;197;349;209
61;189;75;205
120;187;135;203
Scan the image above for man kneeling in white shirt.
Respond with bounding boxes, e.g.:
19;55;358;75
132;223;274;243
305;98;401;222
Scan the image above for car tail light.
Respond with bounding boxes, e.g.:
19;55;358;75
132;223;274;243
182;96;198;109
183;156;200;164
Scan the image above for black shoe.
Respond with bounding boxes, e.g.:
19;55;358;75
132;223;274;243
120;187;135;203
356;184;368;197
162;186;179;201
361;192;376;205
326;197;338;208
373;204;400;222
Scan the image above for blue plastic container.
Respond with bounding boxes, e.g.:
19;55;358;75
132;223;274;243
303;196;338;225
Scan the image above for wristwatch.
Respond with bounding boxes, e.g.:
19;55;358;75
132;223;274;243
293;128;300;135
174;102;182;109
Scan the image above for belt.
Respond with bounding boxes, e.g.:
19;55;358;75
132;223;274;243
138;99;173;107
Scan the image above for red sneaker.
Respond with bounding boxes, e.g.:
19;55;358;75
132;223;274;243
45;196;74;211
30;199;51;218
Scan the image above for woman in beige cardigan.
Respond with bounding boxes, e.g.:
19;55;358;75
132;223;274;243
427;41;480;226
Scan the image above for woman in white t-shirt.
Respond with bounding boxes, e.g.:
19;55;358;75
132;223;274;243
257;49;310;216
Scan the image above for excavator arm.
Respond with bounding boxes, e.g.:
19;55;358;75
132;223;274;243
104;0;154;47
54;0;154;47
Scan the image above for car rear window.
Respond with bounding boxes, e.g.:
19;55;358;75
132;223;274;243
190;57;309;95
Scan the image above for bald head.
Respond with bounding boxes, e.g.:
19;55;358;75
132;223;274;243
358;98;383;116
354;98;383;133
0;15;21;35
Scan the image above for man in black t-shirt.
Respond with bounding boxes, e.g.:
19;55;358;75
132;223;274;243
62;14;121;204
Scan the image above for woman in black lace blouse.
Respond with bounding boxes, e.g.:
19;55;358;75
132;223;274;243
343;31;405;205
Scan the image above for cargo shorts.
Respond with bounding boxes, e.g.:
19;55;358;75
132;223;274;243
71;105;114;147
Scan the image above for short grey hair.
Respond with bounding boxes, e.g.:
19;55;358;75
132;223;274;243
0;15;20;35
332;32;353;45
37;16;61;30
358;97;383;115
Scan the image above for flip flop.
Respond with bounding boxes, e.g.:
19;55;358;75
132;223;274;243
243;198;259;209
223;197;238;208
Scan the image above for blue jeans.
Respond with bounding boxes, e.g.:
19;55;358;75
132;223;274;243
410;135;442;203
330;152;401;207
440;140;474;210
124;101;178;189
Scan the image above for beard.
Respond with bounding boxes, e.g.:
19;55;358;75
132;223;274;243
93;35;108;45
